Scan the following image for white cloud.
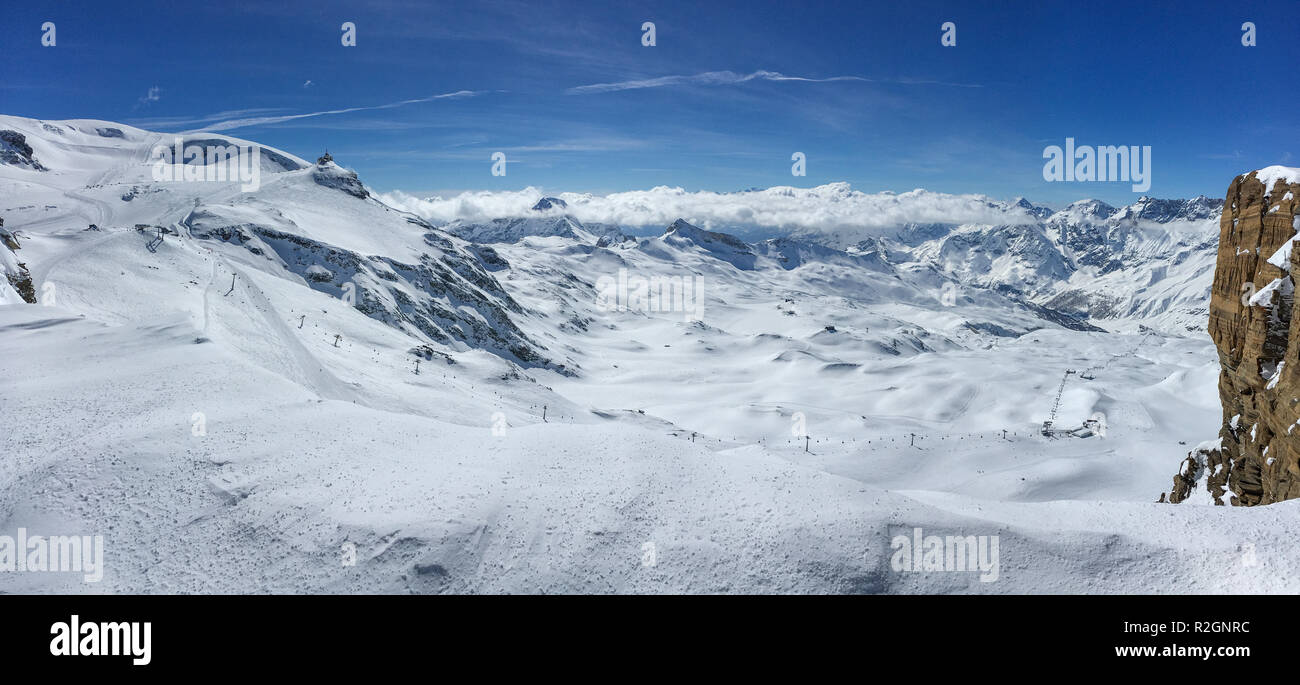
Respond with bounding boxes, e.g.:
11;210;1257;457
567;70;981;95
138;86;161;105
376;183;1034;239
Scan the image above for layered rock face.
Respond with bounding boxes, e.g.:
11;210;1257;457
1171;167;1300;505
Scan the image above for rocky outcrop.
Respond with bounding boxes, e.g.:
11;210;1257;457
0;130;47;171
531;196;567;211
311;159;368;198
1170;167;1300;505
0;217;36;304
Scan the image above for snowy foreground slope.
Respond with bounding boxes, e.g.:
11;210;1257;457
1;116;1297;593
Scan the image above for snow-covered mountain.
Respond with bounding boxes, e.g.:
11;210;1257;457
4;115;1296;595
781;193;1222;335
0;117;557;368
409;181;1223;336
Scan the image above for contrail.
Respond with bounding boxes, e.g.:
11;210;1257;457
183;90;483;133
566;70;981;95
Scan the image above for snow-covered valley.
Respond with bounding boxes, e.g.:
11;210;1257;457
2;116;1297;593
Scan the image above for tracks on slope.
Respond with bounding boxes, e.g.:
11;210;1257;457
194;239;360;404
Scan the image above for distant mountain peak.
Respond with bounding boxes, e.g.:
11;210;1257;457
1064;198;1116;217
663;218;752;251
1116;195;1220;222
1012;196;1053;219
531;196;567;211
657;218;756;269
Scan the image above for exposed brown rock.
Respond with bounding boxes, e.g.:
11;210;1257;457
1173;168;1300;505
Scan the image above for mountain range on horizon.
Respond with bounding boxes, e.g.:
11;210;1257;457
1;115;1229;342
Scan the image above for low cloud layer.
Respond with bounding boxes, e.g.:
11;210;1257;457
376;183;1036;237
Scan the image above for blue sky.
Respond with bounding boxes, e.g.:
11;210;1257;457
3;0;1297;205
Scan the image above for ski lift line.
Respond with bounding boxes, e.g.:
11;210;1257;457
1046;369;1075;423
1042;333;1156;436
1077;332;1158;375
747;388;981;428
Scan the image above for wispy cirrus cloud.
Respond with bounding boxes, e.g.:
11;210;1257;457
130;107;291;131
1198;150;1245;161
137;86;162;105
181;90;485;133
331;135;650;160
118;64;977;146
566;70;983;95
131;68;974;135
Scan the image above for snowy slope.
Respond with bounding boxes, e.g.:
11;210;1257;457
2;115;1296;594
